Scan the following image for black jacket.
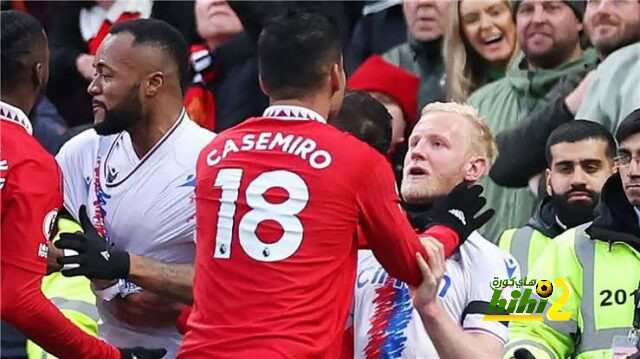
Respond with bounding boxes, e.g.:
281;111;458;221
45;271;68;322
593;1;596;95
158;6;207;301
345;4;407;76
586;173;640;252
526;197;566;239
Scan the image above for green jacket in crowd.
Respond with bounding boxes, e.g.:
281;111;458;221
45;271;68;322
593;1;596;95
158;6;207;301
503;174;640;359
26;218;99;359
383;35;445;121
499;197;567;277
467;49;598;242
576;43;640;134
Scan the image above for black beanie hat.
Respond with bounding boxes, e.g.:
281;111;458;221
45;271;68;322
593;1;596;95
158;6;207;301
512;0;585;21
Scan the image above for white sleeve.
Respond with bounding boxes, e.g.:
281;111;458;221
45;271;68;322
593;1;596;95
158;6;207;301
461;240;520;343
55;129;97;220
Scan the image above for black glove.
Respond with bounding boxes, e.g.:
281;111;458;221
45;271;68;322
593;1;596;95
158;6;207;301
513;348;536;359
55;205;130;279
119;347;167;359
422;182;494;241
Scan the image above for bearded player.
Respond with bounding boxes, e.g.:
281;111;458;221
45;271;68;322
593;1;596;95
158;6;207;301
0;11;164;359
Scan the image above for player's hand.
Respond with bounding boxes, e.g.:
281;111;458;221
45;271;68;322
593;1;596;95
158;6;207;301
425;182;494;242
119;347;167;359
46;241;63;274
55;205;130;280
410;237;445;314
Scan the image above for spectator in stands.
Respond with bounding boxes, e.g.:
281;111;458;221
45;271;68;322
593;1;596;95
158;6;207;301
577;46;639;134
345;0;407;75
467;0;597;241
498;121;616;277
47;1;195;126
444;0;518;103
184;0;268;132
490;0;640;191
576;0;640;131
383;0;451;121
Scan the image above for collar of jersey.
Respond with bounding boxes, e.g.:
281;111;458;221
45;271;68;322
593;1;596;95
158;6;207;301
103;108;186;188
0;101;33;135
262;105;327;124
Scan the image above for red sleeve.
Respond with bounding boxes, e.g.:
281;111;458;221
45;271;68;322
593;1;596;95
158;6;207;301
176;305;192;335
0;262;120;359
1;156;63;274
0;136;119;358
356;158;460;287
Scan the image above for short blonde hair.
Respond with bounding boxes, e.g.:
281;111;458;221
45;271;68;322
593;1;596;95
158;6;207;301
420;102;498;168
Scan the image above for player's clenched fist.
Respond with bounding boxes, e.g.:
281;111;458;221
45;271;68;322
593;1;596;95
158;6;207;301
56;205;130;280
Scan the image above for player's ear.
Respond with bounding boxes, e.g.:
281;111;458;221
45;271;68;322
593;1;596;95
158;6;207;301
545;168;553;196
258;74;268;97
32;62;45;90
144;71;164;96
463;155;487;182
329;58;345;97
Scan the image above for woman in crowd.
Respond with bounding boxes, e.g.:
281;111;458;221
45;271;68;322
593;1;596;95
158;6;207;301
444;0;518;102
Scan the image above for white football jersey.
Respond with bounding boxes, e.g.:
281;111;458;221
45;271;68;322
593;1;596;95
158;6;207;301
56;110;215;358
353;232;520;359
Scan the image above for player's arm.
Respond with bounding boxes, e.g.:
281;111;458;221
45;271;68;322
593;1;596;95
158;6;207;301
55;205;194;304
418;302;503;359
127;255;194;303
411;238;503;359
0;160;121;359
1;262;122;359
356;159;492;286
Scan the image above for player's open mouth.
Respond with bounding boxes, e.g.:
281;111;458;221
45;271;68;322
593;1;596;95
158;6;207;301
408;166;428;177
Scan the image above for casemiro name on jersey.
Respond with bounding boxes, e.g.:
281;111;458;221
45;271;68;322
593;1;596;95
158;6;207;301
206;131;332;170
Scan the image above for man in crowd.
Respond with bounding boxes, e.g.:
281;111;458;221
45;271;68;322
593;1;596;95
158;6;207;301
0;10;163;359
468;0;597;240
575;0;640;131
354;102;518;358
490;0;640;189
503;109;640;359
499;120;616;276
179;9;492;357
384;0;450;119
54;19;215;358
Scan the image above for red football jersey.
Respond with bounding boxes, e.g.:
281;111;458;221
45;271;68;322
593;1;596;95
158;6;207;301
179;106;458;358
0;102;119;359
0;110;62;275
